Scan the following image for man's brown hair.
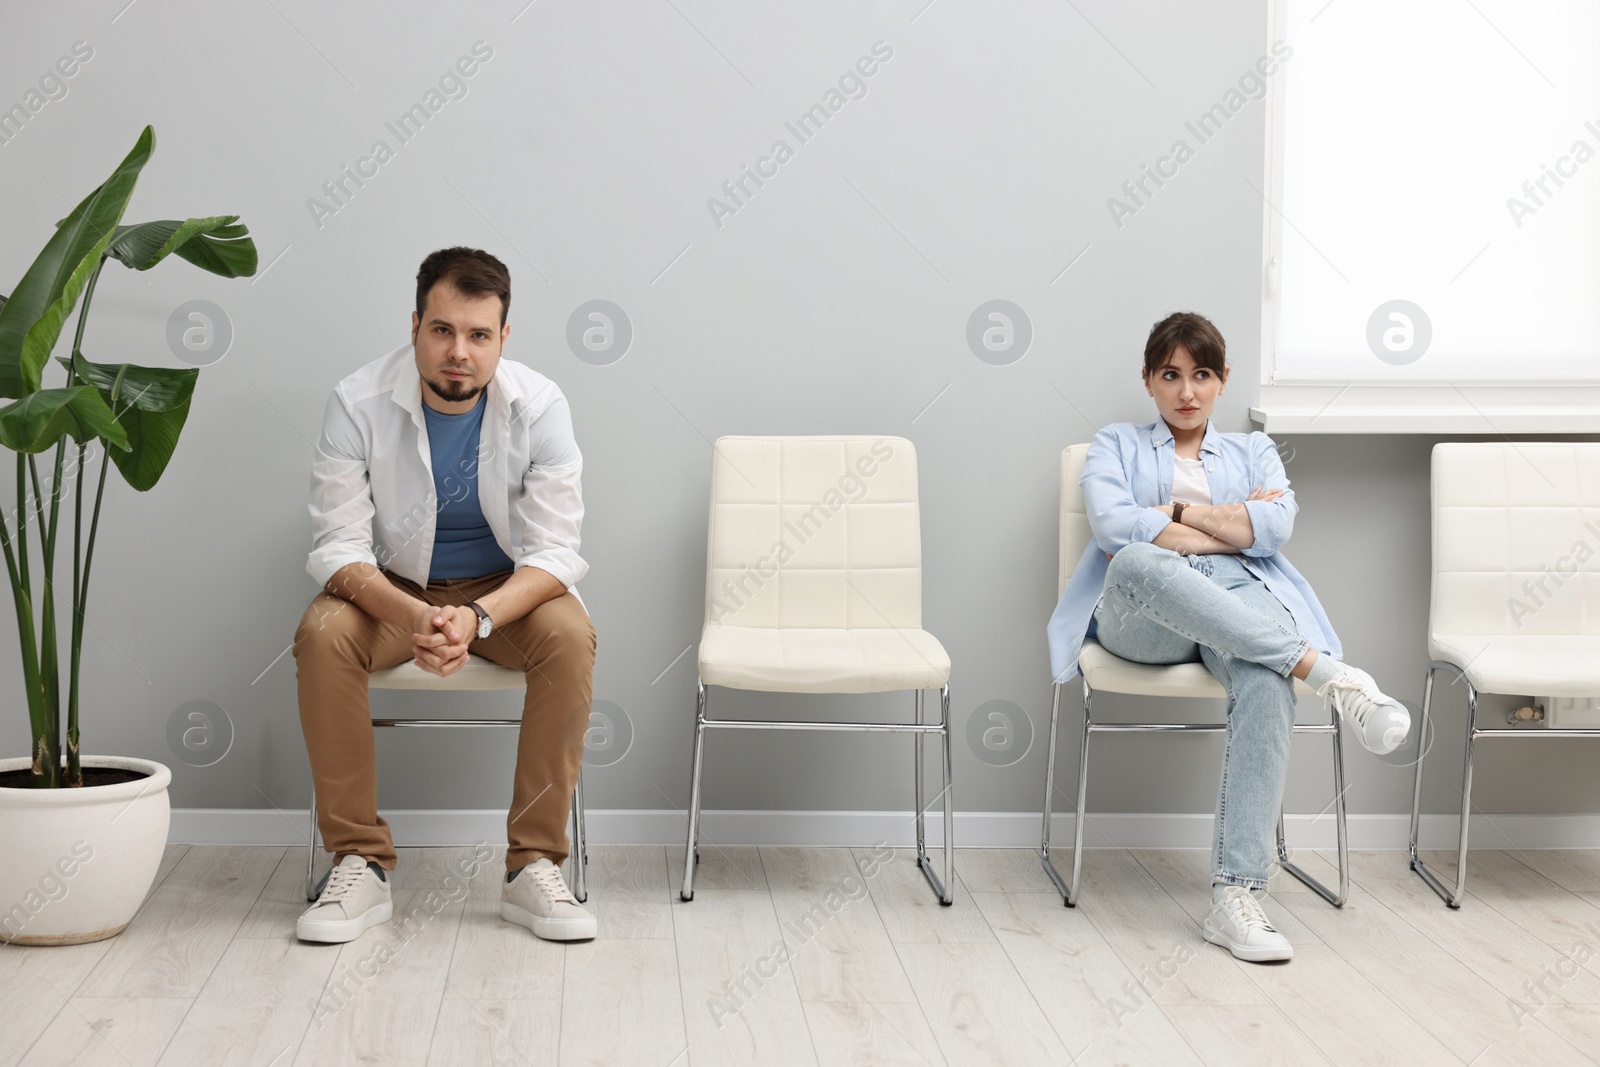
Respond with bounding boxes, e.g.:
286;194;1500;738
415;246;511;327
1143;312;1226;378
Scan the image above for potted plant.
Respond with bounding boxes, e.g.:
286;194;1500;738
0;125;256;944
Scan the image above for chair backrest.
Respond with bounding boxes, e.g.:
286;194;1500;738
1058;444;1092;599
1432;442;1600;638
704;436;923;629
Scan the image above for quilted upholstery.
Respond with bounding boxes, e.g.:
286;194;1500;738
699;436;951;693
1430;442;1600;695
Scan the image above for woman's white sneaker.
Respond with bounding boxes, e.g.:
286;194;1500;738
297;855;393;943
501;858;596;941
1204;886;1292;962
1317;664;1411;755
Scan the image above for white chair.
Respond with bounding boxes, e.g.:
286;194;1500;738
306;655;587;903
1409;442;1600;908
1041;444;1349;907
680;436;954;904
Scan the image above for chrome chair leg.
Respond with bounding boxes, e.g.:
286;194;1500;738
681;678;954;906
915;685;954;906
913;689;926;860
1067;680;1093;907
1407;664;1436;875
680;678;708;902
1039;683;1072;905
1055;676;1351;911
571;767;588;904
306;784;321;903
1275;697;1349;907
1410;661;1475;907
940;684;954;904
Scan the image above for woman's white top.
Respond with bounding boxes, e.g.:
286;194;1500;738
1170;455;1212;506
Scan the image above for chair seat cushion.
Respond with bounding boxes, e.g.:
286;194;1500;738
368;654;526;692
699;625;951;694
1078;639;1316;698
1431;635;1600;697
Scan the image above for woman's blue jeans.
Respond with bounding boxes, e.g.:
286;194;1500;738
1092;541;1315;890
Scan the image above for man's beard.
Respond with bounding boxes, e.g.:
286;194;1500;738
425;373;484;405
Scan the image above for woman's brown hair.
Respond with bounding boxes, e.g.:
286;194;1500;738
1143;312;1226;379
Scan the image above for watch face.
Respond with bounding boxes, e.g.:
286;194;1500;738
477;616;491;639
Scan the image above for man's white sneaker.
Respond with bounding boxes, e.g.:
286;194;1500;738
297;855;393;943
1317;663;1411;755
501;858;596;941
1204;885;1293;962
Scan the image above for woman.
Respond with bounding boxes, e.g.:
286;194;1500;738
1045;311;1409;964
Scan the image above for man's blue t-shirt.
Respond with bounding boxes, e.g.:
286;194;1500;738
422;393;515;580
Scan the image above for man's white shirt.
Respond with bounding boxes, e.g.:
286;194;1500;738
307;343;587;604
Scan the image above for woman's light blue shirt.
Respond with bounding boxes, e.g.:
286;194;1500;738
1045;419;1341;684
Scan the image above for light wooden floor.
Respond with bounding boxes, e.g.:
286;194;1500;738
3;844;1599;1066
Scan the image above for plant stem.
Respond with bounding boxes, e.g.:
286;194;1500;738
69;262;103;367
13;453;50;786
52;257;106;787
16;453;29;597
74;367;122;773
69;439;86;786
33;447;66;780
0;466;44;783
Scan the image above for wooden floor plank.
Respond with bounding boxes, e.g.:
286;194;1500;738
671;889;816;1067
972;889;1205;1066
584;844;673;940
1352;851;1600;1006
157;937;336;1067
444;877;563;1002
559;939;686;1066
854;847;994;945
666;844;768;894
764;846;918;1004
1279;882;1595;1065
77;847;282;999
1512;851;1600;894
17;843;1600;1065
291;886;464;1067
947;848;1059;895
1068;849;1270;1007
0;940;115;1067
1232;939;1457;1066
13;997;191;1067
895;941;1077;1065
1161;1004;1335;1067
799;1000;947;1066
425;999;560;1066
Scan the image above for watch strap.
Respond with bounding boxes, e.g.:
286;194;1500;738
466;601;492;636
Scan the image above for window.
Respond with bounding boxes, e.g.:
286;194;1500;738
1255;0;1600;431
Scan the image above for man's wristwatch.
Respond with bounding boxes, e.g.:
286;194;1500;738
466;601;493;640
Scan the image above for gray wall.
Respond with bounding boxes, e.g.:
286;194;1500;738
2;0;1594;830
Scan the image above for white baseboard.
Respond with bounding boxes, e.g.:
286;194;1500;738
170;808;1600;851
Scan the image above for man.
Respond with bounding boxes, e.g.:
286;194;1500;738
292;246;597;943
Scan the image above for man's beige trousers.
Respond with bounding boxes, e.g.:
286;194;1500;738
293;569;595;873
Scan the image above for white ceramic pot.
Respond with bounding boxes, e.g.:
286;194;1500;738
0;755;171;946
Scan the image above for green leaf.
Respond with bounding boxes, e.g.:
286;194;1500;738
0;387;131;454
57;351;196;491
0;126;155;400
107;217;258;277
